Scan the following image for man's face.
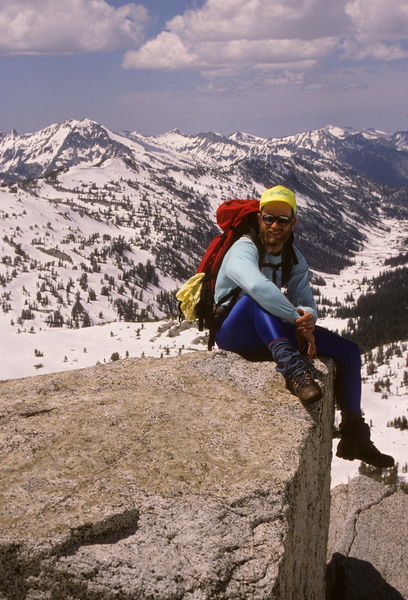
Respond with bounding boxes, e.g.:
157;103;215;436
257;201;296;255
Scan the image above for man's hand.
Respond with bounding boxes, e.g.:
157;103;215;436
295;309;315;336
295;309;316;359
305;334;316;359
295;330;317;359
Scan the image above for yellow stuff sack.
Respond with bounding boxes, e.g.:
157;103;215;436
176;272;205;321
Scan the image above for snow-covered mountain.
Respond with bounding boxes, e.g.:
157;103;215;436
2;119;408;187
0;118;407;333
243;124;408;186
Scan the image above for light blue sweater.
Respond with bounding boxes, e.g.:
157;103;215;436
214;236;318;324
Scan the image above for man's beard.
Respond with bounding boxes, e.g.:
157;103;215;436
260;227;292;253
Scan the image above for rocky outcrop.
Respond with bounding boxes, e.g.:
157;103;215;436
327;476;408;600
0;350;334;599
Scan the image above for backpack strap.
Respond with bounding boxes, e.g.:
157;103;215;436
260;261;282;284
247;229;298;287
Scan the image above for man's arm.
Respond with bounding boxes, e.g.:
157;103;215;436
222;238;301;323
286;251;318;322
286;249;318;358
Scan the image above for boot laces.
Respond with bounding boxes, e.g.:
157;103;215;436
292;370;315;389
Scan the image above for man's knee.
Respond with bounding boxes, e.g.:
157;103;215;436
315;327;361;365
343;337;361;364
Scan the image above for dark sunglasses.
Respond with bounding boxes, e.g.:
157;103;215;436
260;213;292;227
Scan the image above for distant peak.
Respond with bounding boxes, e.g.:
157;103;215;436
229;130;248;140
360;127;389;140
228;130;265;143
74;117;103;130
160;128;187;137
321;125;356;139
78;117;96;125
48;118;103;133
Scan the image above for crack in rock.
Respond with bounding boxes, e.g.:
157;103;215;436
346;487;395;556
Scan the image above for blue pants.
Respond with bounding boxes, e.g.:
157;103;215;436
215;295;361;414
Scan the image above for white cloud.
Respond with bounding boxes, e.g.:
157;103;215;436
368;43;408;61
124;33;336;71
0;0;148;55
344;0;408;60
123;0;408;81
345;0;408;39
123;0;343;74
200;37;336;65
123;31;197;69
342;38;408;61
167;0;350;42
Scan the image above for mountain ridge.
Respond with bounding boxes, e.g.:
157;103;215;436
2;119;408;182
0;118;407;332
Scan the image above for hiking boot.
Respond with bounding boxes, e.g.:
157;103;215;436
286;370;323;405
336;414;394;468
269;338;322;404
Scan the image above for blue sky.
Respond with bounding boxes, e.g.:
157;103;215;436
0;0;407;137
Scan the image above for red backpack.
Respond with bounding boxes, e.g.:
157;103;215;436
177;198;260;348
197;199;259;274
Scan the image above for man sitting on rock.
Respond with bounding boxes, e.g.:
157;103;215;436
214;185;394;469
